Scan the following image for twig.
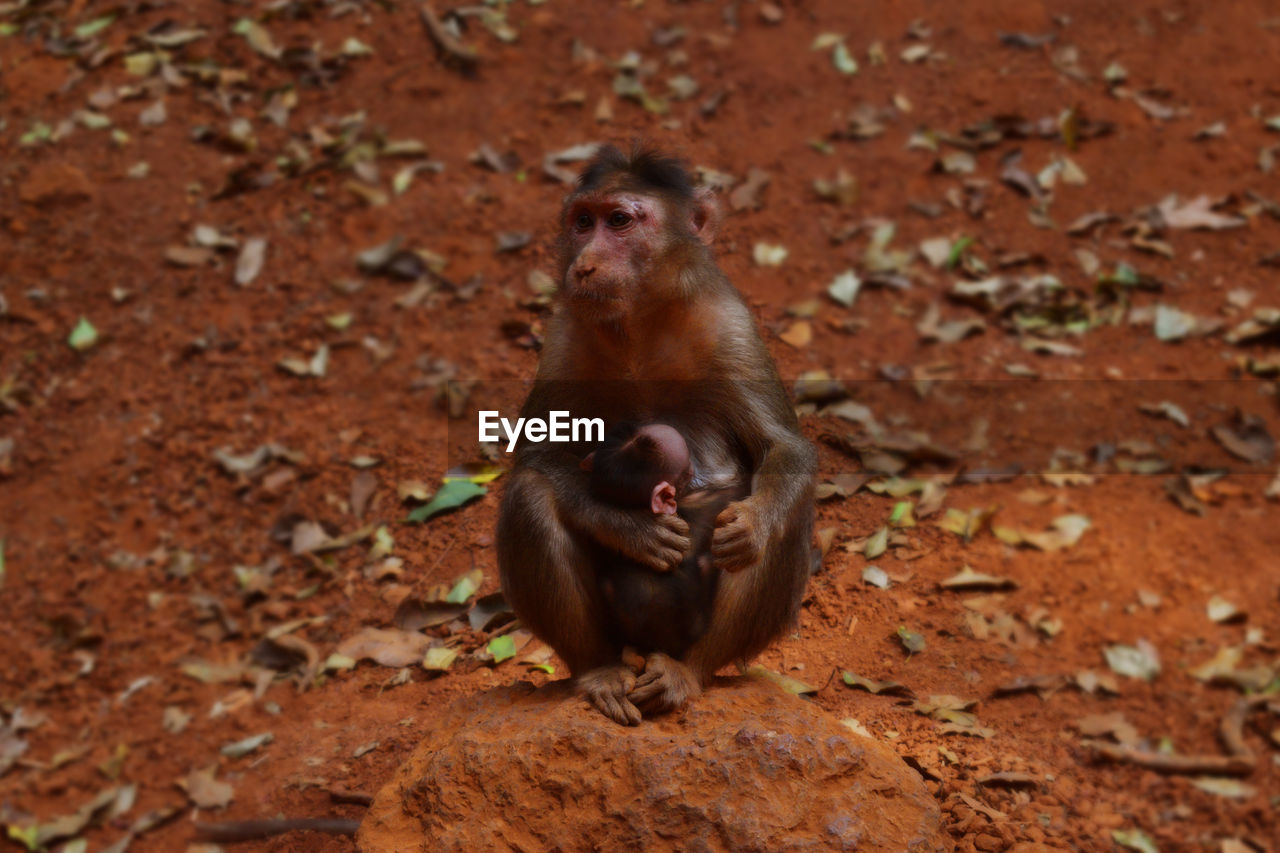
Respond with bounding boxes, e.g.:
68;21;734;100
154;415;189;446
1084;741;1254;776
193;818;360;843
328;787;375;807
1085;693;1274;776
420;3;480;72
1219;694;1271;760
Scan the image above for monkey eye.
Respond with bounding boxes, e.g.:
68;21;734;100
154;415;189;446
607;211;632;229
574;213;593;231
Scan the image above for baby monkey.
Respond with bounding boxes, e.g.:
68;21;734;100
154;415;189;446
583;422;739;661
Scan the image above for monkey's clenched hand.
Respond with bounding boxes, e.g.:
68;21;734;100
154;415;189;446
712;498;765;572
590;508;690;572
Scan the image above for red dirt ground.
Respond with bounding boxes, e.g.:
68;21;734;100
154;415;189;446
2;1;1278;851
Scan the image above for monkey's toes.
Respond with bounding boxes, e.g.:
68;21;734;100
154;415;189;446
580;666;642;726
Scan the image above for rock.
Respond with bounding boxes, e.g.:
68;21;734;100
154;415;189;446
360;677;942;852
18;162;94;206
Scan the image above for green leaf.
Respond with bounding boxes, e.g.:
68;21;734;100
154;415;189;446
945;236;974;269
68;317;98;351
74;14;116;38
445;569;483;604
19;122;52;147
1099;262;1139;286
0;23;18;36
6;824;39;852
404;480;485;523
487;634;516;663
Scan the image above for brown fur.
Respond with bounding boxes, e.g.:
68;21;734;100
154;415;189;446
496;144;816;725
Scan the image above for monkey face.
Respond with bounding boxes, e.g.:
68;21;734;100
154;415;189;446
559;193;664;317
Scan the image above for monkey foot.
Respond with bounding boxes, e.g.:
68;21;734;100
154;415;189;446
629;653;701;716
579;664;642;727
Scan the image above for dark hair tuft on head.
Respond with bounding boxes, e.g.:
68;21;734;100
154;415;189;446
576;142;694;199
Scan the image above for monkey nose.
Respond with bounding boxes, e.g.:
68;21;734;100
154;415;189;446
576;265;596;280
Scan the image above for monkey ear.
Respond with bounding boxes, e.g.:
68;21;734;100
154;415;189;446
651;482;679;515
690;187;720;246
580;452;595;472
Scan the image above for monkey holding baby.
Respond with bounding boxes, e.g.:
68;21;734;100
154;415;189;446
496;145;816;726
583;421;742;662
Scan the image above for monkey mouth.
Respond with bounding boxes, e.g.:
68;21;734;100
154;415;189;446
569;281;623;303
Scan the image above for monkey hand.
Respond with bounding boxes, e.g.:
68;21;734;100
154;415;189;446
596;510;690;572
712;498;765;573
630;653;701;715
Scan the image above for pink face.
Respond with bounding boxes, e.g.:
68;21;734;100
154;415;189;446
561;192;667;317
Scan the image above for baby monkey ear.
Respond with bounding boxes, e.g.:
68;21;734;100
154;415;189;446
650;481;679;515
579;452;595;472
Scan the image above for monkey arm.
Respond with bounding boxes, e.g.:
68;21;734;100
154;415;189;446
711;344;817;572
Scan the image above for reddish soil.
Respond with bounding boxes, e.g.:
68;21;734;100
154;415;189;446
2;1;1278;851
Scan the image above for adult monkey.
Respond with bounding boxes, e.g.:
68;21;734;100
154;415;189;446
496;144;816;726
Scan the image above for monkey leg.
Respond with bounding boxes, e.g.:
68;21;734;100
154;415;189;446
686;512;813;683
630;652;701;715
496;467;641;725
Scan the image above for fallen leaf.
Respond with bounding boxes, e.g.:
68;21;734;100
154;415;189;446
1191;777;1256;799
841;671;913;697
1077;711;1140;746
862;565;890;588
779;320;812;349
897;625;926;654
487;634;517;663
746;665;817;695
446;568;484;604
864;526;888;559
1138;401;1190;428
832;41;858;74
939;565;1016;591
1206;596;1244;624
220;732;273;759
1157;194;1245;230
1112;828;1159;853
234;237;267;286
729;168;770;211
182;766;233;809
1211;412;1274;463
405;479;486;523
753;243;788;267
422;646;458;671
827;270;862;306
68;317;98;351
1104;640;1161;681
335;628;429;668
